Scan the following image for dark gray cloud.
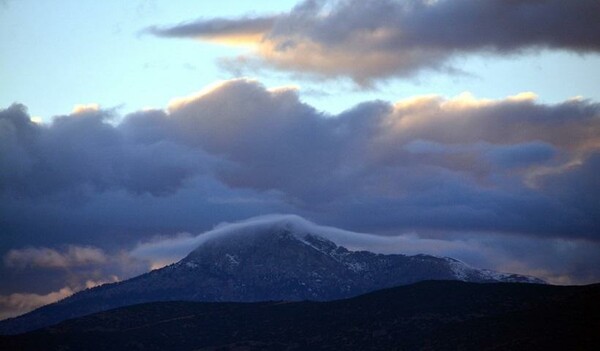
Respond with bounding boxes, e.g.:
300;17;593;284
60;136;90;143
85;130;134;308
4;245;108;269
538;151;600;235
2;80;600;241
148;0;600;83
0;104;214;198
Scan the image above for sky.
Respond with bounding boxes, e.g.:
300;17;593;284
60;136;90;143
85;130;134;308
1;0;600;320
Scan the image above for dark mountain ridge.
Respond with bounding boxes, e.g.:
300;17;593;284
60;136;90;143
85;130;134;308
1;281;598;351
0;216;543;335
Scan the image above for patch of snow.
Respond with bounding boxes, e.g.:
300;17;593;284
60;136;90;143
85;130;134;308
225;253;240;266
479;270;544;284
448;260;471;280
295;234;338;256
447;259;545;284
329;249;351;262
345;262;367;272
480;269;508;280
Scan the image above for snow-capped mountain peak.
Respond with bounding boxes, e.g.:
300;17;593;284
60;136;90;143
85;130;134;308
0;215;544;335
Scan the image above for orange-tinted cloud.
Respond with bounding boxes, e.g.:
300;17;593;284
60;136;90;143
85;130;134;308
149;0;600;84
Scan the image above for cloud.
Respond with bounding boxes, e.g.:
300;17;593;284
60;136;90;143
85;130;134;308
0;274;121;320
148;0;600;84
537;151;600;232
2;79;600;242
71;103;100;114
4;245;107;269
0;103;216;198
130;232;198;270
129;214;483;264
142;79;599;239
127;214;600;285
147;16;277;46
0;287;73;320
81;276;120;290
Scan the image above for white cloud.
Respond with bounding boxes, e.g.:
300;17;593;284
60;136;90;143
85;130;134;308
71;103;100;115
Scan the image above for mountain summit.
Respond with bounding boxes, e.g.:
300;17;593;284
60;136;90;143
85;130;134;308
0;215;543;334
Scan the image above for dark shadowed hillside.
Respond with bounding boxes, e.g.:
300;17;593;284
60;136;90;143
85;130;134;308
1;281;598;351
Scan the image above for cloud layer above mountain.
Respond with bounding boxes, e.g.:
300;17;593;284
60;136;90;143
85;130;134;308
2;79;599;240
148;0;600;84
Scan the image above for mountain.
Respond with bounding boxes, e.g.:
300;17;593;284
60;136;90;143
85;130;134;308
1;281;598;351
0;216;543;335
